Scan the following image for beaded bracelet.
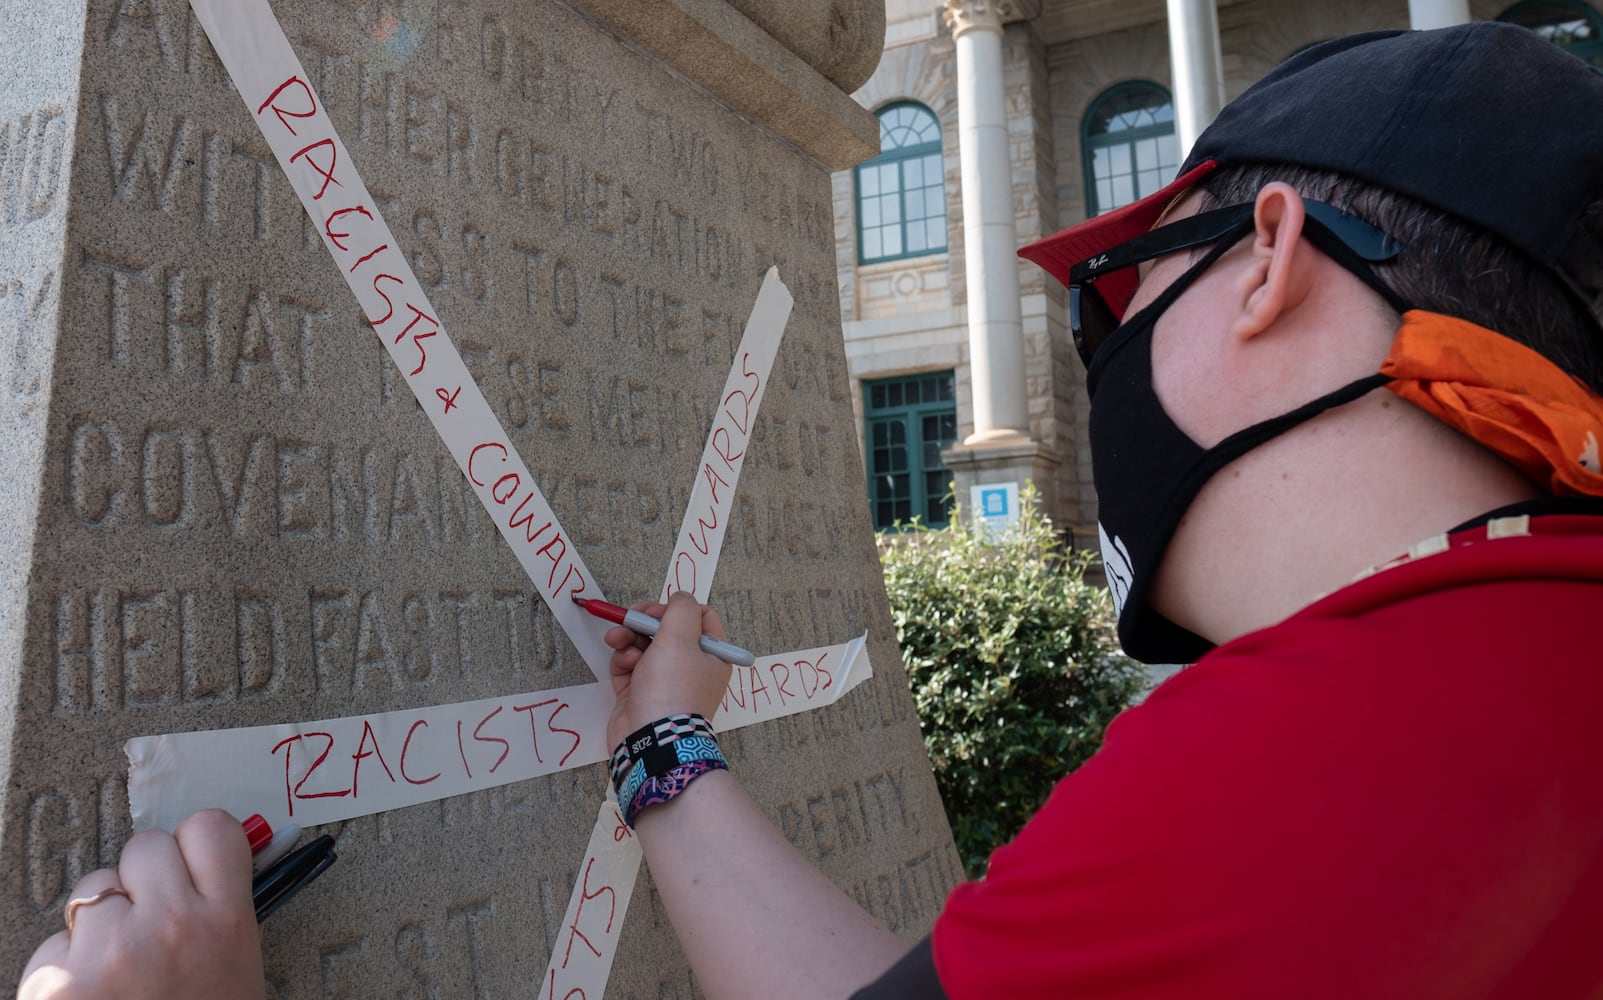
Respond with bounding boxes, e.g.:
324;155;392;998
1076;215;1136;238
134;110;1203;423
610;713;726;827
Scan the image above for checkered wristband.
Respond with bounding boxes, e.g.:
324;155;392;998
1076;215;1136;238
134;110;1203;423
609;713;719;801
624;756;729;827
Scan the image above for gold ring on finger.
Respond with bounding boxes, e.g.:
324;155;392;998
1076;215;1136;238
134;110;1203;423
65;886;132;932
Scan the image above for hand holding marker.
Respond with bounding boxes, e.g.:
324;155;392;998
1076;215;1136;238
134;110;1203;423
233;595;739;925
236;595;735;926
235;594;742;923
574;597;756;666
243;814;336;922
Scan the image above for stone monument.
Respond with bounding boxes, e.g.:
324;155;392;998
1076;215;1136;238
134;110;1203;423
0;0;965;995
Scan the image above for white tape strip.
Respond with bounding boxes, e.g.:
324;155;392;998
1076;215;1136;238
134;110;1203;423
716;632;871;730
545;270;795;996
124;634;867;833
661;269;792;602
534;639;875;1000
126;680;613;833
187;0;609;677
541;797;643;1000
535;634;872;998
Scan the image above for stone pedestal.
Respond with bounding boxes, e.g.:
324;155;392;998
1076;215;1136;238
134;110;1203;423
0;0;963;993
942;438;1061;523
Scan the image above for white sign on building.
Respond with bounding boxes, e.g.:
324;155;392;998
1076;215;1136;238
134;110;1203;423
971;481;1021;537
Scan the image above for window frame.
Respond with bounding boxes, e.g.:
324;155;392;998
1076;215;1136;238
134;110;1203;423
863;371;959;531
855;101;950;266
1498;0;1603;65
1080;81;1178;219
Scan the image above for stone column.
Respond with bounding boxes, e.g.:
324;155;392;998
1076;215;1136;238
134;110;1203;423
940;0;1059;517
1408;0;1472;29
944;0;1031;447
1166;0;1226;158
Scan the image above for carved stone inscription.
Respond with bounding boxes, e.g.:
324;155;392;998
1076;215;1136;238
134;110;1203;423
0;0;957;994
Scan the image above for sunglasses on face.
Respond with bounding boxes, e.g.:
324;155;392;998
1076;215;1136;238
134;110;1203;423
1068;199;1404;369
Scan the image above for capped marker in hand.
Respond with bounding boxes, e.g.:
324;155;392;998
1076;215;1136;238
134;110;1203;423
242;814;272;854
243;814;303;874
242;813;335;920
253;834;336;923
251;822;304;876
575;596;756;666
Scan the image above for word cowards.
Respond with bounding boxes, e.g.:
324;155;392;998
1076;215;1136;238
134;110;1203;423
659;269;792;604
235;58;607;672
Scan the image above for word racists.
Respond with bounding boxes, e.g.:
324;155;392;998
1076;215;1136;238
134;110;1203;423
255;75;451;411
128;680;614;833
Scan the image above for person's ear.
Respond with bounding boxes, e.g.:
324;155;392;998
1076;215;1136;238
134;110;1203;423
1230;181;1315;341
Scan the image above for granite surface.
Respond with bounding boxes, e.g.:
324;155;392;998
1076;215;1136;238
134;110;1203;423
0;0;958;995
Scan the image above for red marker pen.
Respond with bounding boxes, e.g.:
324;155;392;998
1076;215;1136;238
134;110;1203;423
253;824;304;876
242;815;304;875
243;814;272;854
574;597;756;666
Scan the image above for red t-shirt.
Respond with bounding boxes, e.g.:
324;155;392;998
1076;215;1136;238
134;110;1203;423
929;510;1603;999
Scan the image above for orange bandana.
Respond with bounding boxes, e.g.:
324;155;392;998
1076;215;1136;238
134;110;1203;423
1381;311;1603;497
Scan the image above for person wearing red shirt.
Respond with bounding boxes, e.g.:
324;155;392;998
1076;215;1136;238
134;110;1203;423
20;21;1603;1000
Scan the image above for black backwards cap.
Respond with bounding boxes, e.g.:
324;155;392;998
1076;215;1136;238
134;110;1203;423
1020;22;1603;334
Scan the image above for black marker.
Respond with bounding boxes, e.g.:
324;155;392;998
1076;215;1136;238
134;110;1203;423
252;833;336;923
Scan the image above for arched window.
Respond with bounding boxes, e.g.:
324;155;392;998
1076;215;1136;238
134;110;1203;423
1082;82;1179;217
856;102;948;264
1499;1;1603;65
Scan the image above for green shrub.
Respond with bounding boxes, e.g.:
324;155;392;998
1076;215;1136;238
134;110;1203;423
878;491;1146;878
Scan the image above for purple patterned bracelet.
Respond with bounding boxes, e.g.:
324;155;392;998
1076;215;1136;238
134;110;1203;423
624;757;729;827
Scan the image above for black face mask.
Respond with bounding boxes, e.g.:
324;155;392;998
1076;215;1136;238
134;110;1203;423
1087;231;1395;665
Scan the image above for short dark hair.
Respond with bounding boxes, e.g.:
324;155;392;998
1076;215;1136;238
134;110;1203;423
1194;162;1603;395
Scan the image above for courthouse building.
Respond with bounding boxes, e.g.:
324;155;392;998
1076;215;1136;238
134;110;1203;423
834;0;1602;547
